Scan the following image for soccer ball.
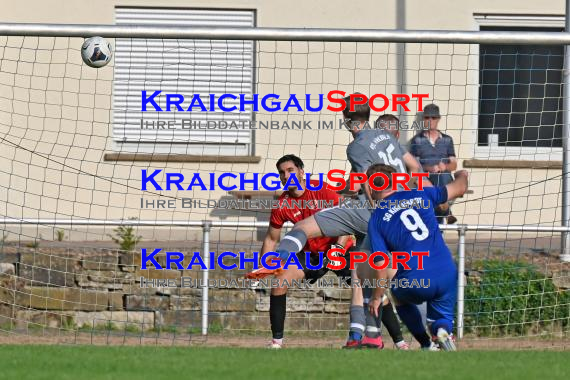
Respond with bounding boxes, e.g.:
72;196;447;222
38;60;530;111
81;36;113;68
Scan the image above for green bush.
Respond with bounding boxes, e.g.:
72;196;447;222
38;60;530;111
109;217;142;252
464;260;570;337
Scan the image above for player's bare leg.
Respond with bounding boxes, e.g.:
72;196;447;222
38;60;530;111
350;269;364;307
268;266;305;349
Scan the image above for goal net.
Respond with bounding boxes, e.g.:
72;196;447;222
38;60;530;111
0;21;568;348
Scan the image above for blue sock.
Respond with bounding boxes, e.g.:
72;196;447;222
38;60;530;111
349;331;362;341
396;304;431;348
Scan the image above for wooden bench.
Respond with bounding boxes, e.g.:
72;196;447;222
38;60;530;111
228;190;282;200
223;191;282;213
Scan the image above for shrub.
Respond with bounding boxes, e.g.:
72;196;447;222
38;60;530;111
464;260;570;337
109;217;142;252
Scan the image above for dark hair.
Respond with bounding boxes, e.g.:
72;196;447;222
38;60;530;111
375;114;399;130
342;92;370;122
366;163;397;190
276;154;304;170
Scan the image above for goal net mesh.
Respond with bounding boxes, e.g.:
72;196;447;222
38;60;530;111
0;30;568;348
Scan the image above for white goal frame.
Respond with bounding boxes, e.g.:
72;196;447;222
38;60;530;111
1;23;570;340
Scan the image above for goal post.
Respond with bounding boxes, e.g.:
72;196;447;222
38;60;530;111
0;23;569;348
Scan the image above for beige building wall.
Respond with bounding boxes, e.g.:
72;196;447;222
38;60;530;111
0;0;566;242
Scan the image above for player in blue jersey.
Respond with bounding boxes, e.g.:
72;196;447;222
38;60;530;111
360;163;468;351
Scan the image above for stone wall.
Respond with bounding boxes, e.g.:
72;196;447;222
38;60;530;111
0;246;352;334
1;245;568;339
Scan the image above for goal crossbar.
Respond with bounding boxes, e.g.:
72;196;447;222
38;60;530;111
1;23;570;44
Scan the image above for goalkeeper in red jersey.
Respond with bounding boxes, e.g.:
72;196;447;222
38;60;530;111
246;154;353;349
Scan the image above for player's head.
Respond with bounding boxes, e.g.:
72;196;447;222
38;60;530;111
366;163;398;200
276;154;305;190
342;92;370;134
376;114;400;139
422;103;441;131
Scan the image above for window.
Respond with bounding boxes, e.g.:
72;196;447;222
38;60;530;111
113;7;255;156
478;26;563;150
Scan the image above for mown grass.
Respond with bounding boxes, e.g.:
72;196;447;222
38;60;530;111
0;345;568;380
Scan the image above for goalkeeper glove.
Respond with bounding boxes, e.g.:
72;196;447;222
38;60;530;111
325;244;346;269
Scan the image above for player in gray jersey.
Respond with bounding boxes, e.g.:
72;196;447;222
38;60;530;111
348;127;406;180
344;126;408;199
269;93;429;349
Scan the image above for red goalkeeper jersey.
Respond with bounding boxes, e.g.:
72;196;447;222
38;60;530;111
269;180;347;254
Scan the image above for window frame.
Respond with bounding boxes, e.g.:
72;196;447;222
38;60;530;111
112;6;257;157
473;14;564;161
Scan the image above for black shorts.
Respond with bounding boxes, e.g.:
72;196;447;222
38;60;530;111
297;251;352;284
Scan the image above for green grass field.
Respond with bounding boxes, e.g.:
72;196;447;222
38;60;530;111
1;345;569;380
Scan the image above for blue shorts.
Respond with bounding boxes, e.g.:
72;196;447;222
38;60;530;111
391;267;457;324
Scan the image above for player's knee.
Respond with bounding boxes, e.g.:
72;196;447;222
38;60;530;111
388;267;398;280
355;263;367;282
271;286;288;296
350;268;359;279
271;274;291;294
293;217;321;239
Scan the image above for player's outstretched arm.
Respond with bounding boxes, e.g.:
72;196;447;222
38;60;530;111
245;226;283;280
446;156;458;171
402;151;422;173
445;170;469;201
335;235;353;248
261;226;281;254
356;263;387;317
402;152;433;187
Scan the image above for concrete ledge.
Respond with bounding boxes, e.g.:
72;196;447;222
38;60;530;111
104;153;261;163
228;190;282;199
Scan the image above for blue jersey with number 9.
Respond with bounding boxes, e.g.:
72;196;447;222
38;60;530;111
367;187;455;278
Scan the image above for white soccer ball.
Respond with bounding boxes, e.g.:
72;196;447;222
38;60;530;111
81;36;113;68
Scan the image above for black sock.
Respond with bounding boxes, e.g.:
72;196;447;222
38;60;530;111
396;304;432;348
412;331;432;348
270;294;287;339
382;303;404;343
